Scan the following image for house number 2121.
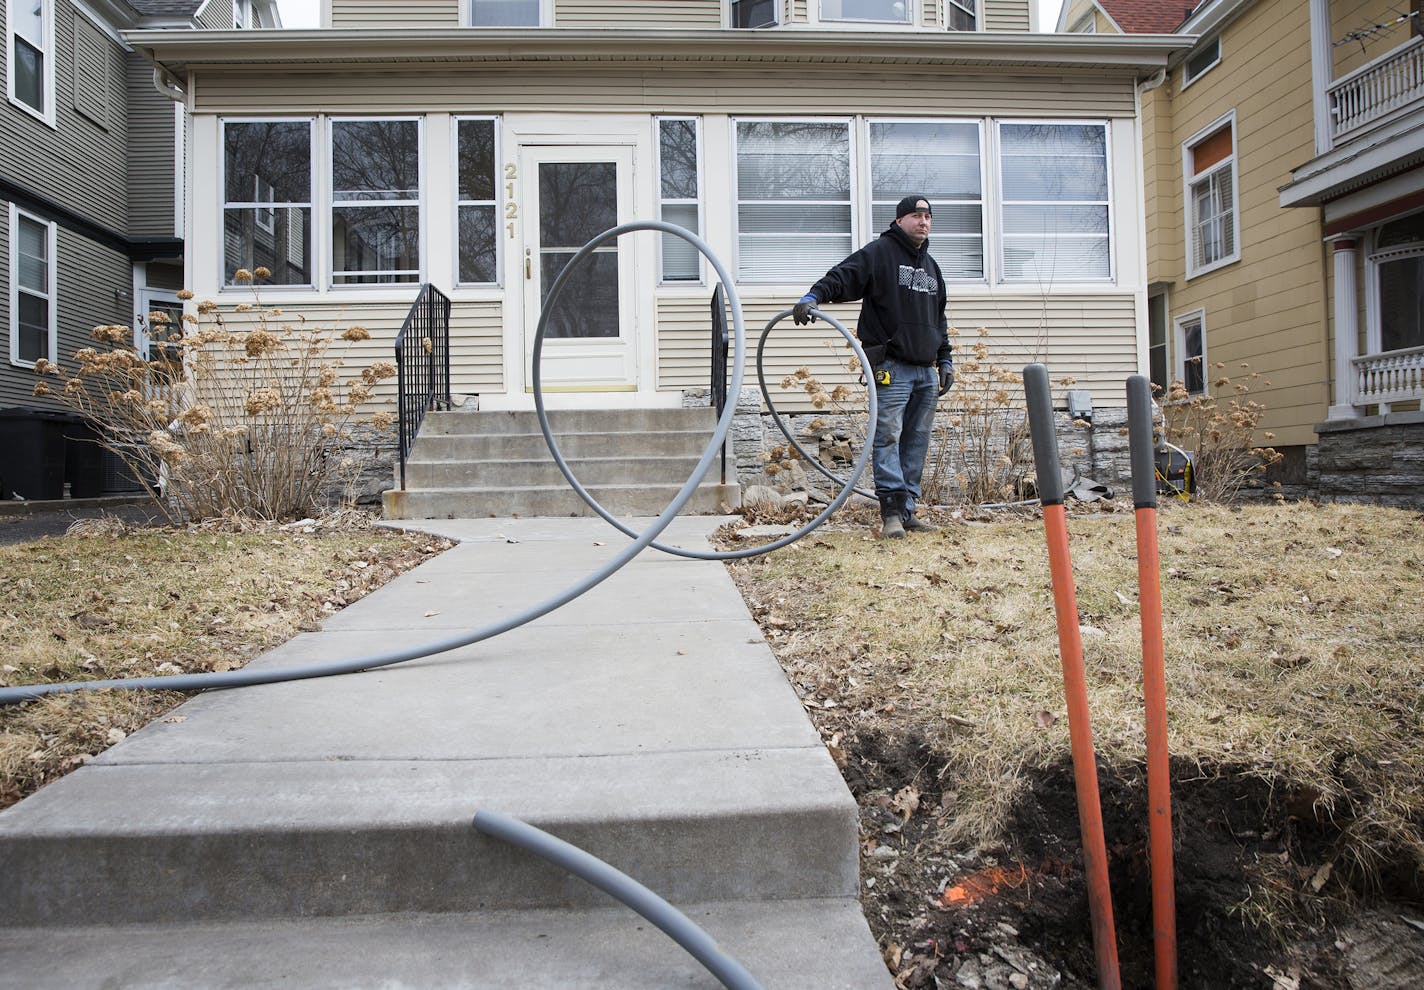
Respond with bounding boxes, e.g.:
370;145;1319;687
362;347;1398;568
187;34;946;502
505;163;517;238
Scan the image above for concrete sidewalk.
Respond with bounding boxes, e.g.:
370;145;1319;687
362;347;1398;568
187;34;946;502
0;515;891;989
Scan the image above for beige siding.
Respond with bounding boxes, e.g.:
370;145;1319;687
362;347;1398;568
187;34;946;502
1331;0;1413;80
656;292;1139;412
330;1;458;26
128;60;178;239
555;0;720;27
922;0;938;29
983;0;1030;32
199;300;504;406
194;65;1138;117
1144;0;1328;447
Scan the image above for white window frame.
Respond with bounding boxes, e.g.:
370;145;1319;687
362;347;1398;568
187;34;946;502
452;114;502;288
233;0;250;28
994;118;1114;285
253;175;276;233
656;116;705;286
1365;221;1424;356
727;0;780;28
464;0;550;27
865;116;986;282
1173;308;1207;396
1181;36;1222;90
328;115;424;288
219;116;317;290
1183;110;1239;280
9;203;57;368
731;116;857;284
945;0;978;32
811;0;916;28
7;0;55;126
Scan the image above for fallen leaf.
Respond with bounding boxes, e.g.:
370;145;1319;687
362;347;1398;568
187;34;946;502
105;728;127;744
1309;861;1332;893
891;785;921;821
1035;710;1058;729
423;610;440;617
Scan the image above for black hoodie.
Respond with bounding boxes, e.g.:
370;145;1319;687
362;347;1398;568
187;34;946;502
807;225;952;368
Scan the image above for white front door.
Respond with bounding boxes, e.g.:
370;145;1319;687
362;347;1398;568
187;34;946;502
519;144;637;393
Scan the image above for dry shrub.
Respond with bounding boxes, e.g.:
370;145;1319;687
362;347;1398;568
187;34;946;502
1161;361;1283;503
33;269;394;523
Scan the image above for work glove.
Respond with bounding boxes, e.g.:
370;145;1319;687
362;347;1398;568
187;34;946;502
938;363;955;396
792;294;818;325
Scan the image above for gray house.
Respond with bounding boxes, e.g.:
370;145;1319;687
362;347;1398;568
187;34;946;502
0;0;276;501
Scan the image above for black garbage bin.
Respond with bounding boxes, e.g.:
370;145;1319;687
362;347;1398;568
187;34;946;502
0;407;69;501
64;420;105;499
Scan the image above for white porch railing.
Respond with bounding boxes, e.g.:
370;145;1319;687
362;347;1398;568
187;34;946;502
1352;344;1424;409
1329;38;1424;142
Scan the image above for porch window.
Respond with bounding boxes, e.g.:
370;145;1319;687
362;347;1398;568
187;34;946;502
9;204;55;367
1174;309;1206;395
1184;114;1238;278
821;0;911;23
731;0;778;27
869;120;983;279
1372;215;1424;353
471;0;539;26
657;117;702;283
330;118;421;285
456;117;499;285
946;0;976;31
998;122;1110;282
8;0;52;122
734;120;853;281
222;119;313;286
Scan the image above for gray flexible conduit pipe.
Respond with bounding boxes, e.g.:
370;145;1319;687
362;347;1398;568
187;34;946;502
0;220;874;703
471;809;764;990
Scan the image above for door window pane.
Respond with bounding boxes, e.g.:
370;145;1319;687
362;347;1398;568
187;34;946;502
539;161;618;338
735;120;852;280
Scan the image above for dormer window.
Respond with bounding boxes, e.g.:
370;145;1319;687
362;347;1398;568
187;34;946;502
471;0;540;26
946;0;976;31
821;0;911;23
731;0;778;28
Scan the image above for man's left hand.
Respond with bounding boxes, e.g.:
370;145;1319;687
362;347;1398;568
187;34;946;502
938;364;955;396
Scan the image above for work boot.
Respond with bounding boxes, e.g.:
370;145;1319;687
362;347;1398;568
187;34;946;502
902;510;939;533
878;493;906;539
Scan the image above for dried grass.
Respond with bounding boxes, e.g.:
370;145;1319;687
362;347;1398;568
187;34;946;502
0;514;450;808
726;500;1424;893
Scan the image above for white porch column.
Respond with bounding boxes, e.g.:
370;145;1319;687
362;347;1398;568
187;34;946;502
1328;237;1362;419
1311;0;1334;154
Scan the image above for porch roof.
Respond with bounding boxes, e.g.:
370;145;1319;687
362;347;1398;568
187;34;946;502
126;27;1186;77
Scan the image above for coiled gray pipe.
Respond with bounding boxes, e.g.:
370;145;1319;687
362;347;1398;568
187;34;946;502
471;809;763;990
0;221;871;704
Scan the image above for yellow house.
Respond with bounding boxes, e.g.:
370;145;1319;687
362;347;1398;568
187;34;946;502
1060;0;1424;505
126;2;1182;515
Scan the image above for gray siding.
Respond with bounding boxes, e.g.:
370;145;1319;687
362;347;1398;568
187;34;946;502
196;1;232;29
127;60;179;239
0;4;130;233
0;222;130;413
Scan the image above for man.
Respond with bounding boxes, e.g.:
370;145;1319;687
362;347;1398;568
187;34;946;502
792;195;954;539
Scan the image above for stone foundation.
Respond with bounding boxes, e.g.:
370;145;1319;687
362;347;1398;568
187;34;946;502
1313;411;1424;508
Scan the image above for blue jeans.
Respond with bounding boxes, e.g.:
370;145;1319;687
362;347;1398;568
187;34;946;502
871;357;938;515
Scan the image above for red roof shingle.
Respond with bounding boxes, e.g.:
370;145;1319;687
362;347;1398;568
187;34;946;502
1097;0;1201;34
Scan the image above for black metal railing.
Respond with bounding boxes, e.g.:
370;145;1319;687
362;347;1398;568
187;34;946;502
710;284;730;484
395;283;452;490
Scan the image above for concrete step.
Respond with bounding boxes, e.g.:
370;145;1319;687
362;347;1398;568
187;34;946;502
385;482;738;519
405;455;711;489
0;898;892;989
413;429;714;461
423;407;719;436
